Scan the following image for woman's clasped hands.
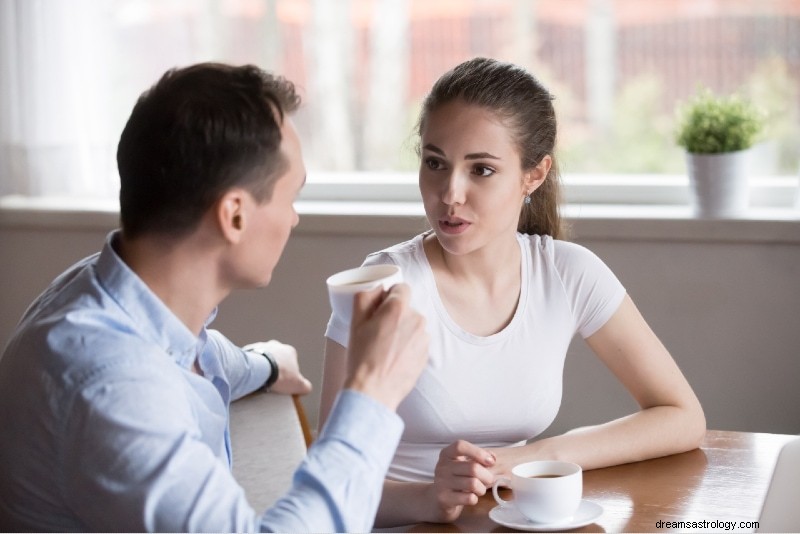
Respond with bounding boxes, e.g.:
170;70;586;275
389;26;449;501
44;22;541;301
427;440;498;522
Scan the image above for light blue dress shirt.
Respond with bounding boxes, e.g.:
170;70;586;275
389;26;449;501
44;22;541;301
0;231;403;532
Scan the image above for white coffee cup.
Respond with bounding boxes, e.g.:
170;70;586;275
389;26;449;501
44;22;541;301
492;460;582;524
326;264;403;323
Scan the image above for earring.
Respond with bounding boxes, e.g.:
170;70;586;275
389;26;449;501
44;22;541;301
524;194;532;206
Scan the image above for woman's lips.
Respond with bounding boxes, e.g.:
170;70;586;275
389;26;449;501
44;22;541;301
438;217;471;235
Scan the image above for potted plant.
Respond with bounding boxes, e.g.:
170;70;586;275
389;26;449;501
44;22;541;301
675;88;765;218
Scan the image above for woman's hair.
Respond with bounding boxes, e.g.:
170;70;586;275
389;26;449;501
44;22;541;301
417;57;565;239
117;63;300;239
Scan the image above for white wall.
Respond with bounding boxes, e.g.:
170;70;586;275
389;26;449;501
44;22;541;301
2;204;799;437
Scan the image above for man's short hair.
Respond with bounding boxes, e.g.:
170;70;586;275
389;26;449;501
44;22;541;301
117;63;300;239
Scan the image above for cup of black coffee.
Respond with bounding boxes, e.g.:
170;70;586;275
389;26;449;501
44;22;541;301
492;460;582;523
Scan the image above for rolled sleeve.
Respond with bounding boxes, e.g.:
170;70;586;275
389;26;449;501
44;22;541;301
206;330;271;400
261;389;403;532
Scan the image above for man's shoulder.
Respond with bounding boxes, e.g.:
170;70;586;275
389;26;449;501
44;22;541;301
0;296;173;435
14;251;101;325
4;266;166;390
14;301;160;371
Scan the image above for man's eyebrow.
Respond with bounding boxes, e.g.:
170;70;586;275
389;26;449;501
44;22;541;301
422;144;501;161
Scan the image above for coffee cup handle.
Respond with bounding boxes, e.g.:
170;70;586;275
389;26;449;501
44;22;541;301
492;477;512;507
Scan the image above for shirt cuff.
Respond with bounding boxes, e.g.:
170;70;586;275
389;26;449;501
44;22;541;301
320;389;404;467
243;349;272;393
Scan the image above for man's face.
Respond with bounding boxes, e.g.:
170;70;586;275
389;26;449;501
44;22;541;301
235;117;306;288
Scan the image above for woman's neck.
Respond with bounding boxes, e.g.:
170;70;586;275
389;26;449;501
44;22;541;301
424;231;521;291
423;232;523;337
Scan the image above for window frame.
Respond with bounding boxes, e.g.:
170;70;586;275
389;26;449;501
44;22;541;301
299;171;799;209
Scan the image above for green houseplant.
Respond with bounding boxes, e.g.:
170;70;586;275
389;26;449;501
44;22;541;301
675;88;765;218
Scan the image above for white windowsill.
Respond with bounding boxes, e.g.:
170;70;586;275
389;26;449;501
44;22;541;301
299;173;799;207
1;194;798;245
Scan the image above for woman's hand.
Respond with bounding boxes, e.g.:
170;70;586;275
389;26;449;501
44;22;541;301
484;445;536;480
425;440;496;522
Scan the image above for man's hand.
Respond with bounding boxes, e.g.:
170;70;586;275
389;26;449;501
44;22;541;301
344;284;429;411
245;340;312;395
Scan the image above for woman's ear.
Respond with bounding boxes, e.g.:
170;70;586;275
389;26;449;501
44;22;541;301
216;189;247;244
524;155;552;195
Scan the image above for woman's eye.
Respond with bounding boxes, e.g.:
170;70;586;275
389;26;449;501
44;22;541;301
474;165;495;177
424;158;443;170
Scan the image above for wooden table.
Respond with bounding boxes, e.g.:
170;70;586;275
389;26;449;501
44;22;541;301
406;430;795;532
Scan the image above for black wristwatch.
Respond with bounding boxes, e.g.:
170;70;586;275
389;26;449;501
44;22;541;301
249;348;279;391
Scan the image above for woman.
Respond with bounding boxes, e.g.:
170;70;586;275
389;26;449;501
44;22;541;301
319;57;705;526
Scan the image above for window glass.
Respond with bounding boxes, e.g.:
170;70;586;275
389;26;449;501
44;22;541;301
2;0;798;199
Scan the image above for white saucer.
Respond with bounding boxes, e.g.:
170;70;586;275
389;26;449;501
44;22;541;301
488;500;603;532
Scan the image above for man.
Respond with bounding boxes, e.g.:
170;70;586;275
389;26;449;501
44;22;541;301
0;63;429;531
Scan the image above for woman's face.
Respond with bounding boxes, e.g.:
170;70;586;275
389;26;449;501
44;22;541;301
419;100;542;257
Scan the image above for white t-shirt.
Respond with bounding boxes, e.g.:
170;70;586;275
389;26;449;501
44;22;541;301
325;232;626;482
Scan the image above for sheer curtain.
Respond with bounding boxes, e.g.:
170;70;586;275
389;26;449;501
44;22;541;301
0;0;118;197
0;0;416;201
0;0;257;199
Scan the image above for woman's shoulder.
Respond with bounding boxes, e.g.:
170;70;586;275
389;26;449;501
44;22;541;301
363;232;427;267
518;232;584;256
519;233;606;272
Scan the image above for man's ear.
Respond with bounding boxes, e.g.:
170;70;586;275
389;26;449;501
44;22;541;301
216;189;247;244
524;154;552;195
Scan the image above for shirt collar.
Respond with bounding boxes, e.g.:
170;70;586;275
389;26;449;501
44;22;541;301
94;230;216;369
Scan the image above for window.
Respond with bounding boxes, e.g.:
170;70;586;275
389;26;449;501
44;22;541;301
1;0;798;206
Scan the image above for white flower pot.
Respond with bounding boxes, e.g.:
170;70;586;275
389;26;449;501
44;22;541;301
685;148;753;218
